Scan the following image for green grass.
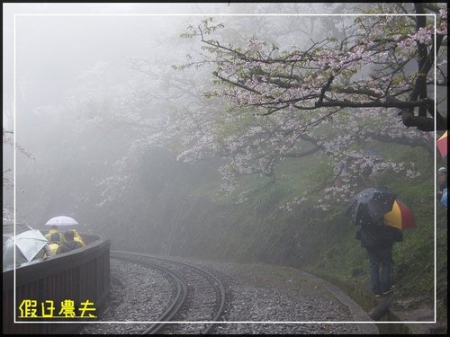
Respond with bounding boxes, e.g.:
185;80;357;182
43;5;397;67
179;137;445;323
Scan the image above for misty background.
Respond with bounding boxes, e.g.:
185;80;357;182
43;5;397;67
2;3;440;265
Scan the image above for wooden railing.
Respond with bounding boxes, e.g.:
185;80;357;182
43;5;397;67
2;233;111;334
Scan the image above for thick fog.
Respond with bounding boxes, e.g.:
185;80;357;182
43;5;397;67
4;3;341;241
4;3;435;257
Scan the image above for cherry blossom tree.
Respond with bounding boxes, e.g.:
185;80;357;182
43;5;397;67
181;3;447;131
158;3;446;208
56;3;446;211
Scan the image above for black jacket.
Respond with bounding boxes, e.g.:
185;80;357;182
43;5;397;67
357;219;402;248
58;240;83;254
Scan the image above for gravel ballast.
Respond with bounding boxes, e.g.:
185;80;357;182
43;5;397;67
80;255;378;334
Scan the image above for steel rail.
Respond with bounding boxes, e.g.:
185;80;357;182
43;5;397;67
111;250;227;334
110;252;188;334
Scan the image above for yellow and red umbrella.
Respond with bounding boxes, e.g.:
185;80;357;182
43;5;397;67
437;131;447;158
384;199;416;230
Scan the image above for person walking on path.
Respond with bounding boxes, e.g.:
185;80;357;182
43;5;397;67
356;216;403;297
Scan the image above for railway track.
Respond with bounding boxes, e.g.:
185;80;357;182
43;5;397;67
109;250;227;334
80;251;369;335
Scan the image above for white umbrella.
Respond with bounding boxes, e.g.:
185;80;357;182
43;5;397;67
13;229;48;262
3;239;27;270
45;216;79;227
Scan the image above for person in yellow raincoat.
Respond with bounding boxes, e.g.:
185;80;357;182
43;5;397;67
44;225;65;244
43;233;62;258
58;230;84;254
71;229;86;247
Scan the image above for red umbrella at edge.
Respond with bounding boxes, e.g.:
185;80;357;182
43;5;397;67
437;131;447;158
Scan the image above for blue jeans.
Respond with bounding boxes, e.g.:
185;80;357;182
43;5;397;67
366;246;393;294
